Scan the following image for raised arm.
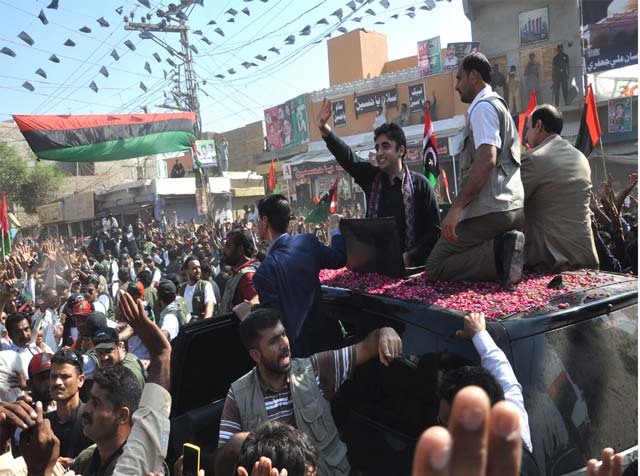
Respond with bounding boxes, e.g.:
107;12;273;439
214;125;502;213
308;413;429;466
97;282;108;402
354;327;402;368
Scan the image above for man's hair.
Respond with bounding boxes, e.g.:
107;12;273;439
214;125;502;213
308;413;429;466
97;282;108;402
5;313;29;338
52;349;83;375
257;195;292;235
226;229;257;258
462;52;492;83
373;122;407;158
438;366;504;405
117;267;130;282
239;307;282;350
182;255;199;271
137;270;152;288
92;365;142;424
530;104;563;135
238;421;319;476
168;249;179;262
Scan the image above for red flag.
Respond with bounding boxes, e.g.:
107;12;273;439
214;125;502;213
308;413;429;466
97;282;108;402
441;169;451;204
329;175;339;213
0;193;10;259
313;194;320;205
575;84;602;157
518;90;537;151
268;158;276;193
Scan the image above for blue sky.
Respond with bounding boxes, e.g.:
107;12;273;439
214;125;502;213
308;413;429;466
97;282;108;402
0;0;471;132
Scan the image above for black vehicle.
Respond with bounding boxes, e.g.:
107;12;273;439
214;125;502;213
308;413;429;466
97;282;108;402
169;271;638;476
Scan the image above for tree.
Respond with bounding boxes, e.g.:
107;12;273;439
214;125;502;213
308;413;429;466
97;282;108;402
0;142;66;214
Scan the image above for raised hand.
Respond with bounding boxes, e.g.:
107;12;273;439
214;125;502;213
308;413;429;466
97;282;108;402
456;312;487;340
20;401;60;476
315;98;332;134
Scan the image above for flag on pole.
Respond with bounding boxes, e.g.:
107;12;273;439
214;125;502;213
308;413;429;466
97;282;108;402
0;193;11;260
268;158;277;193
421;102;439;188
305;175;339;224
518;90;537;152
575;84;602;157
441;169;451;204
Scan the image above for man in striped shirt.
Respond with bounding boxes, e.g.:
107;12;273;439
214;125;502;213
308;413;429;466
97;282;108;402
215;308;402;476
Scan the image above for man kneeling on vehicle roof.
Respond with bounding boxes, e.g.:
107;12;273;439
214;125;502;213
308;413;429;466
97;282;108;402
215;307;402;476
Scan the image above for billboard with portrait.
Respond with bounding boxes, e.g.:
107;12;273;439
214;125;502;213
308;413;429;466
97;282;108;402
264;94;310;151
519;7;549;45
443;42;480;70
193;139;218;169
608;97;632;133
582;0;638;73
417;36;442;77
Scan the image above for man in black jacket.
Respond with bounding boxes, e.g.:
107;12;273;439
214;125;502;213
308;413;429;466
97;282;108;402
315;98;441;267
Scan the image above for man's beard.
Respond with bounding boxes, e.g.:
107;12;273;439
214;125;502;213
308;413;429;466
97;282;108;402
261;349;291;375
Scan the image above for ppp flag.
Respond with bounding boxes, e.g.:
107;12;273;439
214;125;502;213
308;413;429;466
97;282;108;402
0;193;11;259
575;84;602;157
268;158;277;193
422;102;438;188
305;175;339;224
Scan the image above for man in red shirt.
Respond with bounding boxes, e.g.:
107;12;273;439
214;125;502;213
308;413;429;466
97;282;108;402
220;229;259;319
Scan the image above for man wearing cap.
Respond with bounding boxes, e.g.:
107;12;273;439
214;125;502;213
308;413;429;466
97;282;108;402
156;280;187;342
47;349;94;460
90;327;146;390
27;352;55;412
70;301;96;354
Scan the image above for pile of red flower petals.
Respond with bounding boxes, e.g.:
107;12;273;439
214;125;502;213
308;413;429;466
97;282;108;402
319;268;617;320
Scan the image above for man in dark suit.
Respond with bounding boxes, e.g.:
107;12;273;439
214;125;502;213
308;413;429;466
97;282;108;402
252;194;346;357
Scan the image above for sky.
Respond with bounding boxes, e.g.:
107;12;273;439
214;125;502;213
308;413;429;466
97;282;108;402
0;0;471;133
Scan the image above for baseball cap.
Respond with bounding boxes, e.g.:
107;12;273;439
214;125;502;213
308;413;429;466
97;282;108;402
28;352;53;377
157;279;176;301
126;281;145;298
71;300;92;317
92;327;119;350
86;311;108;336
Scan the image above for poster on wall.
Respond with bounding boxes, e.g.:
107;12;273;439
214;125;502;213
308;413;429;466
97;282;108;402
581;0;638;73
408;83;426;113
332;99;347;127
443;42;480;69
264;94;310;151
608;97;632;133
195;189;208;216
193;140;218;169
353;88;397;117
519;7;549;45
417;36;442;77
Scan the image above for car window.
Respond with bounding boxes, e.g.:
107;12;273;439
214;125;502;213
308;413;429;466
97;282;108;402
511;305;638;476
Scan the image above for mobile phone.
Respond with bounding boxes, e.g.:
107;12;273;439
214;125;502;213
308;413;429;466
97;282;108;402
183;443;200;476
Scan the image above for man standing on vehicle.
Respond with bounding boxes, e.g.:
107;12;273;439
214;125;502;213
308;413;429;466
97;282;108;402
426;52;525;285
215;308;402;476
316;98;441;268
219;229;259;317
252;195;345;357
178;256;216;320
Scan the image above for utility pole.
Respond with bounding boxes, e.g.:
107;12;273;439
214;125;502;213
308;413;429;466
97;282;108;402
125;1;214;224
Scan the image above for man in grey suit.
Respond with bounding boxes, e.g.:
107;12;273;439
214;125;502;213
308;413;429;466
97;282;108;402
521;104;599;271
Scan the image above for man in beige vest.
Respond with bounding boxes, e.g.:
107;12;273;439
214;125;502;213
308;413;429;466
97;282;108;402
215;308;402;476
521;104;599;271
426;53;526;284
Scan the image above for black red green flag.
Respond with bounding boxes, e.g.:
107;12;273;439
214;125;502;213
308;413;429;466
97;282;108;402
0;193;11;260
305;175;339;224
421;102;438;187
12;112;196;162
575;84;602;157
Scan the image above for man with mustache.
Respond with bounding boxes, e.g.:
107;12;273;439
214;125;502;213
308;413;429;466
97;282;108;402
70;364;142;476
216;308;402;476
46;349;93;461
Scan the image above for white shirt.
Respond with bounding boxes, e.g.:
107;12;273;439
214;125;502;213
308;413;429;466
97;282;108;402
31;308;61;353
467;85;502;149
93;299;107;315
472;330;533;453
151;268;162;284
158;311;180;341
183;281;216;314
0;350;24;402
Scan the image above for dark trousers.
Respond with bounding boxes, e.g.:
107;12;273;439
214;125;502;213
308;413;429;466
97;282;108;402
553;77;569;106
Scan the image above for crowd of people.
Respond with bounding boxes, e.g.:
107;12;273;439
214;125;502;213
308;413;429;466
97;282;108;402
0;50;635;476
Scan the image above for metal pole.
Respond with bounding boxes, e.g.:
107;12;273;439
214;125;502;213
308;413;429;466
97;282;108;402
76;162;79;192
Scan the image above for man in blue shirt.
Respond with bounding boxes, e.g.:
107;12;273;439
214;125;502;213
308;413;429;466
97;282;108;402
252;194;346;357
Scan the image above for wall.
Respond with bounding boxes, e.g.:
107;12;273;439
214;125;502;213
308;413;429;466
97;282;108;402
465;0;584;104
204;120;264;172
307;69;467;142
382;55;418;74
327;29;389;86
